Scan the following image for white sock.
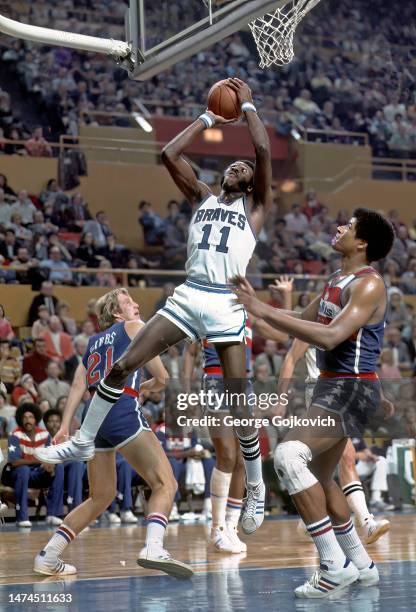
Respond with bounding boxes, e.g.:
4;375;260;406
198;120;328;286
371;490;382;503
80;381;123;441
333;518;372;570
237;432;263;485
211;468;232;528
43;525;76;558
146;513;168;550
225;497;243;529
306;516;346;570
342;481;374;527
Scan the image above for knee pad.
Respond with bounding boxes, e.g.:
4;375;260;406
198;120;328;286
274;441;317;495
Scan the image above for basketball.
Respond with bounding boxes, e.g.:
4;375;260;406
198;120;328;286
207;80;241;120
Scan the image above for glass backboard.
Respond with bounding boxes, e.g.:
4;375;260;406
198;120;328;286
127;0;287;80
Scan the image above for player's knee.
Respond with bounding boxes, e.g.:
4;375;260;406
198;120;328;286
274;441;317;495
92;485;116;511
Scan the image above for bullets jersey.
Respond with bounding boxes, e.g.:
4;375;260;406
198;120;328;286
186;193;257;285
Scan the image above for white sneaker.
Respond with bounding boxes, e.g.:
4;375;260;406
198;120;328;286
34;431;95;464
241;481;265;535
107;512;121;524
226;526;247;553
210;526;242;554
295;560;359;598
34;551;77;576
169;503;180;522
0;502;8;525
17;520;32;528
364;518;390;545
121;510;138;524
358;561;379;586
137;546;193;578
46;516;63;526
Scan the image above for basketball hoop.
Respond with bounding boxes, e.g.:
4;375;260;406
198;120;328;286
249;0;321;67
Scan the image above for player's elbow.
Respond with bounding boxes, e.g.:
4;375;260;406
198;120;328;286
319;330;338;351
161;146;177;164
255;143;270;158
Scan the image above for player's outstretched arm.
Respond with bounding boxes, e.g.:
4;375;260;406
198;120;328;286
161;120;212;204
233;275;384;350
227;78;272;231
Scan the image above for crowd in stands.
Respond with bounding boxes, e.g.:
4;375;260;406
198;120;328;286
0;0;415;158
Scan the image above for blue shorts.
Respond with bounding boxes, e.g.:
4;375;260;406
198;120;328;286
82;395;151;451
309;376;381;437
202;375;254;415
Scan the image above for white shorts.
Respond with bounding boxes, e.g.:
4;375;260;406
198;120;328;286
158;277;246;343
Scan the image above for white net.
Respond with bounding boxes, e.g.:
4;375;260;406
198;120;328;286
249;0;321;68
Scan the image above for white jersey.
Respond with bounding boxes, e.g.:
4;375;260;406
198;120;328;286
305;346;320;381
186;193;257;285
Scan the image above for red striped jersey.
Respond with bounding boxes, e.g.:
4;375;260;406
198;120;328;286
316;267;386;374
8;426;50;461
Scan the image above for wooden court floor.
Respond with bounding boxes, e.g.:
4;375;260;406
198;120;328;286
1;513;416;611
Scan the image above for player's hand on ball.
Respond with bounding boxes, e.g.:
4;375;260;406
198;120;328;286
53;426;69;445
269;275;294;294
226;78;253;105
231;275;266;317
205;109;237;125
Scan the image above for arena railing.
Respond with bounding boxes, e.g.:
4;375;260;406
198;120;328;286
1;265;415;293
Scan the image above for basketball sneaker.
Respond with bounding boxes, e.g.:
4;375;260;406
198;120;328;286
226;526;247;553
137;546;193;578
358;561;379;586
34;431;95;464
34;550;77;576
121;510;138;524
294;559;359;598
210;526;243;553
45;516;63;526
241;481;265;535
364;518;390;545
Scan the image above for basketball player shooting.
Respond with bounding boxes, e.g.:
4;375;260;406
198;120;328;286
233;209;395;597
35;77;273;535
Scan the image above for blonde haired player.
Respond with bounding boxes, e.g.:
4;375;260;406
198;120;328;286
33;288;192;578
35;78;273;535
277;336;391;545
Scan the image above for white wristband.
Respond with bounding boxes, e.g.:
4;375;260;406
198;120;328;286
199;113;215;129
241;102;257;113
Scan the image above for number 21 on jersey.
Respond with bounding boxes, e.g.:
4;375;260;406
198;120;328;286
86;347;114;386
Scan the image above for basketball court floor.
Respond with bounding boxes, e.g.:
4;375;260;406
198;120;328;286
1;513;415;611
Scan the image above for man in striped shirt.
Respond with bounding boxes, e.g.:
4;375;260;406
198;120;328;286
1;402;64;528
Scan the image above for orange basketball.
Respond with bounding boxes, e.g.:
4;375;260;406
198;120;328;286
207;80;241;120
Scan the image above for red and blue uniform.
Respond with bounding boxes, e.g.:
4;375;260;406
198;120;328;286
82;321;150;450
316;267;386;374
311;267;385;436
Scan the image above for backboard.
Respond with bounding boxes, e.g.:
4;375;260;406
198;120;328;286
127;0;288;81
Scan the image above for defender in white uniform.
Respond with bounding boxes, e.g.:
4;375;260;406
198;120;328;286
37;78;273;536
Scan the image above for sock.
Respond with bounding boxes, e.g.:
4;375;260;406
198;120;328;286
225;497;243;529
43;525;76;558
371;490;382;503
333;518;372;570
145;513;168;549
306;516;346;570
80;381;123;441
237;432;262;485
342;481;374;527
210;468;232;528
